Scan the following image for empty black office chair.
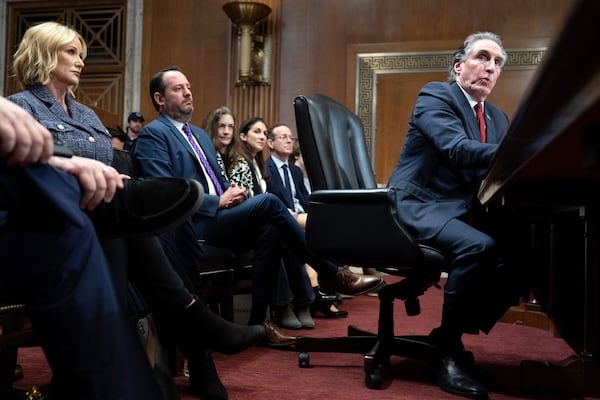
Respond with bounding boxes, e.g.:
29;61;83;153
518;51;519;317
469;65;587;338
293;93;447;389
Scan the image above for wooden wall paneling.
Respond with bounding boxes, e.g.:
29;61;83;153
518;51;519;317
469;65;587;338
141;0;232;126
375;71;444;184
279;0;347;128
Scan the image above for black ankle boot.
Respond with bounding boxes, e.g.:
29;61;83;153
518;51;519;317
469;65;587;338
179;299;264;355
188;349;228;400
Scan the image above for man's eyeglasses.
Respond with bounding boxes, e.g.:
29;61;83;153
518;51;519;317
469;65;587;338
274;135;298;142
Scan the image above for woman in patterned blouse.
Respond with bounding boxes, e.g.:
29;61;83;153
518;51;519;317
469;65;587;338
226;117;269;197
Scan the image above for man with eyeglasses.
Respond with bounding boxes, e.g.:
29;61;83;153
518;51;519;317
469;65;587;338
264;124;316;329
265;124;308;216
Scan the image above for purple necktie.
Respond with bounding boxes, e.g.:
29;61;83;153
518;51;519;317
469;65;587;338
182;124;223;195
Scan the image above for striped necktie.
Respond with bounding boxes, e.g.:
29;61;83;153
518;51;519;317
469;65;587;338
183;123;223;195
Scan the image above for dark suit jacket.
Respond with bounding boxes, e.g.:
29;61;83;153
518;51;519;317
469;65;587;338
134;114;231;236
265;156;310;211
387;81;508;241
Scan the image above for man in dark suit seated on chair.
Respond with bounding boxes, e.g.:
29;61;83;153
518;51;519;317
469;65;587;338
264;124;310;215
388;32;532;399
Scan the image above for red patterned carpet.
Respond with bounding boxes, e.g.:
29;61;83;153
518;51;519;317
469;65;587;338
15;276;587;399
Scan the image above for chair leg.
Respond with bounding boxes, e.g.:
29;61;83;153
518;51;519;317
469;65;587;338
363;293;394;386
377;294;395;340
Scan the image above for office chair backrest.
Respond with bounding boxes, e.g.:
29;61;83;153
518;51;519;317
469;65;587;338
293;93;428;268
294;94;377;191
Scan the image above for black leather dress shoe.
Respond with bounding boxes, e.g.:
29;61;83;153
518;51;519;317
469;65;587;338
310;301;348;318
310;287;348;318
320;267;385;296
431;353;488;399
262;319;298;347
91;177;203;239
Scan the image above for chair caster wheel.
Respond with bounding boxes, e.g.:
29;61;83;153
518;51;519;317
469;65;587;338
365;371;382;389
298;352;310;368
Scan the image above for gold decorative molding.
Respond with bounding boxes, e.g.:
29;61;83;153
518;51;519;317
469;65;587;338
355;48;546;159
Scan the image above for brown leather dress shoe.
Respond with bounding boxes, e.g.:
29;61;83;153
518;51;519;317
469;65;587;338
263;319;298;347
321;267;385;296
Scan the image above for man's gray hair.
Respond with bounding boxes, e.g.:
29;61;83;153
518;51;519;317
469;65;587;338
448;32;507;82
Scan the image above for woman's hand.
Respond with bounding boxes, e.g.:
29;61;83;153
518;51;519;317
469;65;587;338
219;182;248;209
48;155;126;210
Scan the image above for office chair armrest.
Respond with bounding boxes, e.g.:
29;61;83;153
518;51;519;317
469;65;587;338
306;188;423;267
309;188;390;204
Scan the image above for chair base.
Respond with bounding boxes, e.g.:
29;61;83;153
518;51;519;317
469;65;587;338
294;276;441;389
295;325;437;389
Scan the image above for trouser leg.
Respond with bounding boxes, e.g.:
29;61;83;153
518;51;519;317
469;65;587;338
0;165;164;400
281;249;315;307
273;260;293;307
430;218;499;337
125;235;194;313
30;222;164;400
202;194;339;280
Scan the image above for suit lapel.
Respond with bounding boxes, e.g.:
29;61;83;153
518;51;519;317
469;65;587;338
269;159;285;190
449;82;482;143
483;107;503;145
290;165;304;192
158;115;200;167
266;158;294;208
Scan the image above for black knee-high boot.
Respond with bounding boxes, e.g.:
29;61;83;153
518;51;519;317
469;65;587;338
176;299;265;355
188;348;228;400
